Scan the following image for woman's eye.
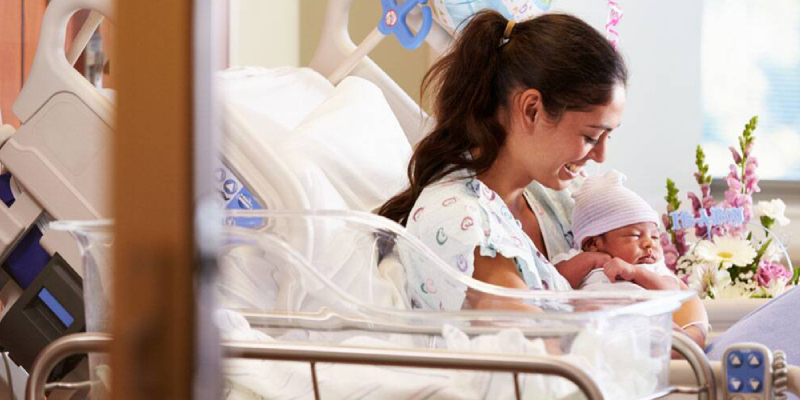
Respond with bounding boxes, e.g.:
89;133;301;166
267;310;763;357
583;136;599;145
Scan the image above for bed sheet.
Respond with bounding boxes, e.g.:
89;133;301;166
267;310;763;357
216;309;664;400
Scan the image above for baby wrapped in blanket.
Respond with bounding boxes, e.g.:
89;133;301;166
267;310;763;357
552;171;708;348
552;170;680;291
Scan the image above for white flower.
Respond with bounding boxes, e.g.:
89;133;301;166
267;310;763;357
755;199;790;226
762;241;784;263
688;261;731;299
757;277;789;298
694;237;757;267
715;280;756;299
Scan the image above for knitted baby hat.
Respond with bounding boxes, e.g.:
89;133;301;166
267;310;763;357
571;170;660;250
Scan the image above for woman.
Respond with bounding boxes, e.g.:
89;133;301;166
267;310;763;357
378;10;708;349
379;10;625;309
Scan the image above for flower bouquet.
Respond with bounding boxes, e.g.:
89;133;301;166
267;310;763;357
661;116;797;300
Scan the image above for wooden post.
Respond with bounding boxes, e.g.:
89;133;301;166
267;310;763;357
113;1;196;399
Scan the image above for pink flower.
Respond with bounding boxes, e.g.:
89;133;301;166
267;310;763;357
729;146;742;163
661;233;679;271
662;214;671;228
745;139;755;155
744;157;760;193
687;192;701;213
756;260;791;287
675;229;689;256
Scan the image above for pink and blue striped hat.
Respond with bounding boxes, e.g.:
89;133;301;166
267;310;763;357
571;170;660;250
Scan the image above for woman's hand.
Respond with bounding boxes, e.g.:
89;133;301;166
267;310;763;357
671;322;707;359
602;257;636;282
555;251;611;288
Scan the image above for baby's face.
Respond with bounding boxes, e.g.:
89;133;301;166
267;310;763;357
589;222;662;264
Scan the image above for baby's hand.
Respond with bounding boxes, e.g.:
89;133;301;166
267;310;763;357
574;251;612;270
602;257;637;282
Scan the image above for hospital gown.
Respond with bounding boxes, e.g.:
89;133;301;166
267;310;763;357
400;169;570;312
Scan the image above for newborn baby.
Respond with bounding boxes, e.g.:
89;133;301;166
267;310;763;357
553;170;679;291
553;170;708;348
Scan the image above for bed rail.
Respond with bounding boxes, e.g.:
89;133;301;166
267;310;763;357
26;332;720;400
26;333;611;400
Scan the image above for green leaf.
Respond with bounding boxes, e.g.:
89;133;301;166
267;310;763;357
751;238;773;269
760;215;774;232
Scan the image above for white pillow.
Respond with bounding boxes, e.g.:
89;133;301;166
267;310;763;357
275;76;413;310
218;66;334;142
278;76;412;212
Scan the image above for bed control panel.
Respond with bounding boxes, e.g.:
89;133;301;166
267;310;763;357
215;163;267;229
722;343;772;400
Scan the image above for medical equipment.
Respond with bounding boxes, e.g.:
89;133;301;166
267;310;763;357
0;0;113;389
722;343;776;399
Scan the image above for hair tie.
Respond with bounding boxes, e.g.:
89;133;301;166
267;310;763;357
500;19;515;47
503;19;516;40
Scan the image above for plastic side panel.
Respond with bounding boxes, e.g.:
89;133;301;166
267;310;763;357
0;92;111;220
41;228;83;276
13;0;114;124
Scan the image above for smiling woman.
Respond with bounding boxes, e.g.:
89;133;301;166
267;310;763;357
378;10;628;309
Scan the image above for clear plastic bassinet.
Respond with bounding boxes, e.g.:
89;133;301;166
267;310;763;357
48;220;114;400
217;209;695;400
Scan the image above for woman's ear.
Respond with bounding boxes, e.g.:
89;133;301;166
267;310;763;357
519;88;542;127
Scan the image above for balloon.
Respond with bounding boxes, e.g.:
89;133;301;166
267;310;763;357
430;0;557;34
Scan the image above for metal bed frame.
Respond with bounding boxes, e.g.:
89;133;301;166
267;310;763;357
27;328;714;400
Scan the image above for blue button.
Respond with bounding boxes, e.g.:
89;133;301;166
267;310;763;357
729;377;743;392
223;179;238;195
748;354;761;368
215;168;226;182
729;352;743;368
237;193;253;209
748;378;761;392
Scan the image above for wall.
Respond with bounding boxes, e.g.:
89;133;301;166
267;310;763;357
550;2;704;213
299;0;430;104
229;0;300;68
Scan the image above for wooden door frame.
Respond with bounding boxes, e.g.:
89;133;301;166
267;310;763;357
113;1;212;399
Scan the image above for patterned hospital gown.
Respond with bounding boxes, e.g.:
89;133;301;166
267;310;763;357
399;169;571;311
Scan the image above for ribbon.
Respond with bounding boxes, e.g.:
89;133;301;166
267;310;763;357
606;1;623;50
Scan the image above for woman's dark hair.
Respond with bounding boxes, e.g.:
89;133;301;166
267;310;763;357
378;11;628;225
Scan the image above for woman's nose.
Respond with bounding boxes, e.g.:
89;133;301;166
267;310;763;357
588;137;608;163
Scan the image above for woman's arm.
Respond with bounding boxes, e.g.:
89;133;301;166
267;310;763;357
466;248;543;312
555;252;611;288
671;281;709;349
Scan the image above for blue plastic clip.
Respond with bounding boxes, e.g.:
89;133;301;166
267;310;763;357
378;0;433;50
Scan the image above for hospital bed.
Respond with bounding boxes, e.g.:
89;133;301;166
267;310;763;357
1;0;798;399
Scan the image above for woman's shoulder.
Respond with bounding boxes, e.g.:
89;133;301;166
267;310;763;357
407;175;488;231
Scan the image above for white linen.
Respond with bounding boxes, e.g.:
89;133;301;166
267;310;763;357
218;66;334;142
264;76;412;311
277;75;412;212
216;310;663;400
